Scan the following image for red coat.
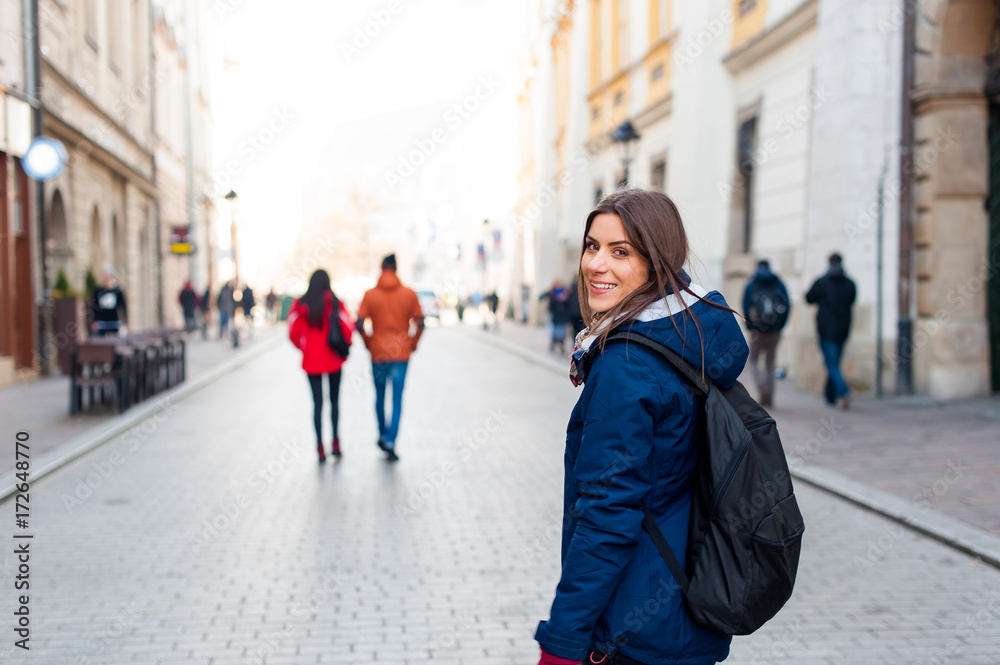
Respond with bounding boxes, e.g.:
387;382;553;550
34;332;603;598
288;293;355;375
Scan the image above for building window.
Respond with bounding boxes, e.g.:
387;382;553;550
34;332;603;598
650;157;666;192
594;184;605;204
735;116;758;253
12;159;25;236
739;0;757;16
614;91;623;106
592;106;600;120
651;63;664;82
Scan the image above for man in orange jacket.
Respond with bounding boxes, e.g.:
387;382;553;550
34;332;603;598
356;254;424;461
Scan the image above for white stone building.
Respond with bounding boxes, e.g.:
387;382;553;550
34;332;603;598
514;0;999;398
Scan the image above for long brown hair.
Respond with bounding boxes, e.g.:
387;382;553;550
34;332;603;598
576;188;734;357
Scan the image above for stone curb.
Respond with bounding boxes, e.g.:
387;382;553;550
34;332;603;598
463;325;1000;570
0;335;284;503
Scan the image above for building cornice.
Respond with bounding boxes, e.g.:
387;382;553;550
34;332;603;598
41;57;154;163
913;84;987;113
44;112;158;198
723;0;818;75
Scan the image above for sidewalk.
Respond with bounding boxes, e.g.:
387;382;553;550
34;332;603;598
463;318;1000;558
0;323;285;480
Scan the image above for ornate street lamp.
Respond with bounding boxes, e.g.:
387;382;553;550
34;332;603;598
611;120;641;188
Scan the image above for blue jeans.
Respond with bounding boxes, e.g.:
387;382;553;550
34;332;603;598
372;361;408;448
819;337;850;403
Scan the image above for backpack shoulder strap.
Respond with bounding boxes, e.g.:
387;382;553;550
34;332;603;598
606;330;709;397
642;505;691;594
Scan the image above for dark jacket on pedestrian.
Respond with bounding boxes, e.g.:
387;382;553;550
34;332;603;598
217;284;235;316
288;293;354;375
805;265;856;343
535;287;748;664
242;287;255;316
92;286;127;323
179;285;197;317
741;267;790;333
540;286;571;324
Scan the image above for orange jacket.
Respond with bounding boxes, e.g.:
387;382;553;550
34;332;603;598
357;271;423;362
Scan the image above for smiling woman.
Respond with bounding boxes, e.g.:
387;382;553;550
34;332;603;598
535;188;750;665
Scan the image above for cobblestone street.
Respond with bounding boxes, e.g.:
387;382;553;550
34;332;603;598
2;327;1000;664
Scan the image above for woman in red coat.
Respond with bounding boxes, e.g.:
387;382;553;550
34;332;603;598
288;269;355;462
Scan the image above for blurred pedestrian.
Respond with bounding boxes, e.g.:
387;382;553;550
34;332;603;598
288;269;354;463
265;288;277;321
535;189;747;665
741;259;790;406
539;279;571;354
91;265;128;337
356;254;423;462
242;284;256;337
199;286;210;339
806;252;857;409
485;291;500;330
217;281;235;339
179;281;198;332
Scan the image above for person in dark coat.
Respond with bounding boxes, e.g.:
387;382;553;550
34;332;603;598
179;282;198;332
535;189;747;665
91;265;128;337
539;280;571;354
217;281;235;339
288;269;354;462
805;252;857;408
741;259;790;406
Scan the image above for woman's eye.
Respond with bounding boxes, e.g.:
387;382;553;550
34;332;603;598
585;242;598;251
613;248;628;257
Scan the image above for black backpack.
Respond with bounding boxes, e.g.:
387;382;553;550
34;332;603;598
607;331;804;636
326;296;350;359
746;280;789;333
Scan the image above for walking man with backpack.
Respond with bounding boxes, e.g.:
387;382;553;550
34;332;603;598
742;259;790;406
806;252;857;409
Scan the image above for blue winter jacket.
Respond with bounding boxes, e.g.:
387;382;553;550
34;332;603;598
535;286;749;664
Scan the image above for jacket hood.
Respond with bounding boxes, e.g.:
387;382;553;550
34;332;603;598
603;284;748;388
376;270;402;290
752;268;779;284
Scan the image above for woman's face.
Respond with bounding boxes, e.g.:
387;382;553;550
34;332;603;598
581;213;649;314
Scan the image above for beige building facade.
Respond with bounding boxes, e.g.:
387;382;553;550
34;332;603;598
515;0;999;397
39;0;159;338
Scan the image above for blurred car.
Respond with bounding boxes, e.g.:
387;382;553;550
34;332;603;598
416;289;441;320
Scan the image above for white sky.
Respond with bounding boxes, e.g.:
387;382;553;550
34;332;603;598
211;0;523;288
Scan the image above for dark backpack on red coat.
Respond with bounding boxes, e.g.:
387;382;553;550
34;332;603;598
607;331;804;635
